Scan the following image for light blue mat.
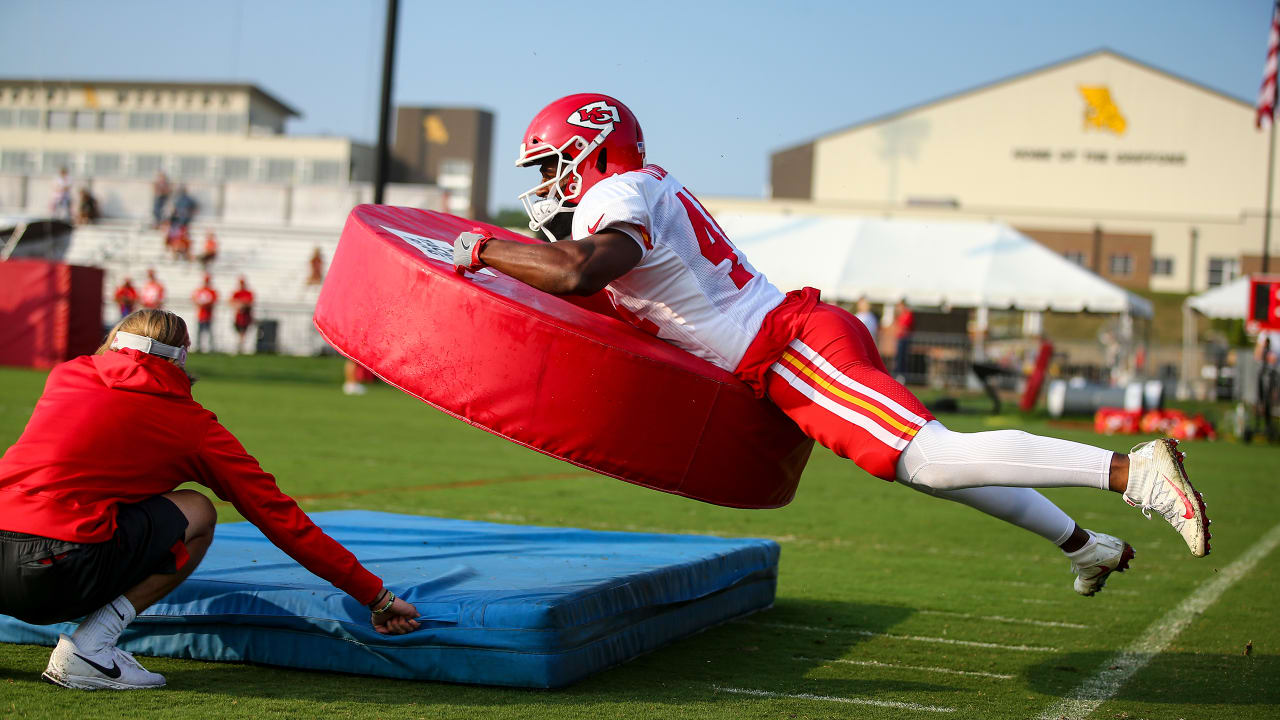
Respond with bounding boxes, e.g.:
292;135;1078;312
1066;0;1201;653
0;511;779;687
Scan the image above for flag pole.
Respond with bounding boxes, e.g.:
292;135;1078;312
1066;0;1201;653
1267;116;1276;274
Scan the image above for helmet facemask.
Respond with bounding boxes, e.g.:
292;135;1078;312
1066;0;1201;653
517;127;614;242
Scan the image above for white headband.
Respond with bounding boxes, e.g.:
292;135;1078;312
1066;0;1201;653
111;331;187;368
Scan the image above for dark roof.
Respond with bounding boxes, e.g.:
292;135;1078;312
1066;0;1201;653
772;48;1252;156
0;78;301;118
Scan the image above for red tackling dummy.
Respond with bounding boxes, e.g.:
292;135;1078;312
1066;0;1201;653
314;206;813;509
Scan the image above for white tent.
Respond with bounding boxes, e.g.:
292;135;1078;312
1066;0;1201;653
1180;275;1251;398
718;213;1154;317
1185;275;1250;319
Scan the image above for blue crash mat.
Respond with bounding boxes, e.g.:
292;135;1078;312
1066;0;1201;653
0;511;779;687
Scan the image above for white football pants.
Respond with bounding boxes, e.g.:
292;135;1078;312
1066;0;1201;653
894;420;1114;544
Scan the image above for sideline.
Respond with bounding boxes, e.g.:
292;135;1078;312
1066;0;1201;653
1040;520;1280;720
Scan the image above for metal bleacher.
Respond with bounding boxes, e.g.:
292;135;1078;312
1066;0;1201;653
68;218;339;356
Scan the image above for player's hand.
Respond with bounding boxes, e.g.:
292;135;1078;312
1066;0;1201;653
371;595;420;635
453;229;491;271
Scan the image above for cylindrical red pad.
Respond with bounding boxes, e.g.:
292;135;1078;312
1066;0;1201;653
315;206;813;509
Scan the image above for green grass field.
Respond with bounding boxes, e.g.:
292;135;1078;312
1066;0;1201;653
1;354;1278;720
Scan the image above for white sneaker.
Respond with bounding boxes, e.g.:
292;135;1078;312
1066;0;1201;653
42;634;166;690
1124;438;1211;557
1066;531;1135;596
342;381;367;396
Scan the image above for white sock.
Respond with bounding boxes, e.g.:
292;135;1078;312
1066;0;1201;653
70;596;136;655
896;420;1112;491
902;483;1076;545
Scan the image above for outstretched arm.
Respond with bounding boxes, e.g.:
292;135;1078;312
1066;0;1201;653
459;229;643;296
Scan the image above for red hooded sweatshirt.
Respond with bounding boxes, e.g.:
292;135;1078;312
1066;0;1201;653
0;349;382;605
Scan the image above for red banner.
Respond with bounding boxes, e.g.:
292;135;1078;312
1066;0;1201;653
0;260;103;368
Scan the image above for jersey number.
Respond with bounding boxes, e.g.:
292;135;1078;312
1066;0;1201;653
676;190;753;289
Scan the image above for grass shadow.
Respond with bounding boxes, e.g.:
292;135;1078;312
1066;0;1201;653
1025;650;1280;707
2;598;944;712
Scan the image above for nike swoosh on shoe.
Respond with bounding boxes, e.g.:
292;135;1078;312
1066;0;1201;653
1161;474;1196;520
73;653;121;679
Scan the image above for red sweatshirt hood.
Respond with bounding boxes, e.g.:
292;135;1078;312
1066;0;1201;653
91;349;192;397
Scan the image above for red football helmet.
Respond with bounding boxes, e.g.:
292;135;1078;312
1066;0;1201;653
516;93;645;240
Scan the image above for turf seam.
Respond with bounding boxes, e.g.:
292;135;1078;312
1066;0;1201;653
712;685;957;712
741;620;1058;651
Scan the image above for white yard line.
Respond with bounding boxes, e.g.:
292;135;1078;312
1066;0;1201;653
793;656;1014;680
918;609;1088;629
713;685;956;713
741;620;1057;652
1040;520;1280;720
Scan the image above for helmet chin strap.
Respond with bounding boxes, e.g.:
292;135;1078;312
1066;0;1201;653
111;331;187;368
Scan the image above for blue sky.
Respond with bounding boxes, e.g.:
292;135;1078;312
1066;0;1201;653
0;1;1271;214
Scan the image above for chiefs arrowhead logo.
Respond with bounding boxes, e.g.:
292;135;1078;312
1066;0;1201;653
568;101;619;131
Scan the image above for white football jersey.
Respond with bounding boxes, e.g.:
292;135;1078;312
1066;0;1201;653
571;166;783;370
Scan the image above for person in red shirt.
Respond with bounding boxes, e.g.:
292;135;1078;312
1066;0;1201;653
139;269;164;310
891;300;915;383
113;278;138;320
308;247;325;285
0;310;418;690
191;274;218;353
230;277;255;354
198;231;218;271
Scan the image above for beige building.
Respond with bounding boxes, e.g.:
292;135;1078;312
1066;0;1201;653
0;79;501;225
739;49;1275;295
0;79;374;187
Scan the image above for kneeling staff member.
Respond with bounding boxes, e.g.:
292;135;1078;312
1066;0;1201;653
0;309;419;690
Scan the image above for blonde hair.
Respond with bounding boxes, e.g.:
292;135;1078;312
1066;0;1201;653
97;309;190;358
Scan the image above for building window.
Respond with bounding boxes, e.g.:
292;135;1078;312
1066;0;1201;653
73;110;97;130
0;150;33;173
264;158;295;183
1108;254;1133;276
17;109;41;128
1151;257;1174;276
173;113;208;133
47;110;73;130
132;154;163;177
88;153;121;177
1207;257;1239;288
1063;251;1086;267
0;109;11;127
128;112;168;131
308;160;342;184
100;111;123;131
220;156;252;181
175;156;208;180
41;151;73;175
215;114;245;134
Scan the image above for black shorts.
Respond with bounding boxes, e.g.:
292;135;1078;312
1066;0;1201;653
0;495;188;625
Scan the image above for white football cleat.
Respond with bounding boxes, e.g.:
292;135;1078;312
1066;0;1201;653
42;634;166;690
1124;438;1210;557
1066;531;1135;596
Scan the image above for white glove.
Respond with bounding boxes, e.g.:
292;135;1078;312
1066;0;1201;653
453;230;491;271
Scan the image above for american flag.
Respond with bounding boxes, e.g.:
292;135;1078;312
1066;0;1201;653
1259;1;1280;128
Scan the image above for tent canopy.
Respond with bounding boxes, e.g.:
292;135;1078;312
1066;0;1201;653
1185;275;1249;319
718;213;1153;317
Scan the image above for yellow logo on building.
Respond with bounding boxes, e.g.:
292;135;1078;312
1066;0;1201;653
1078;86;1126;135
423;115;449;144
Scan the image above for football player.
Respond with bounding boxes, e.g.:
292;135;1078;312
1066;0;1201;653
454;94;1211;595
